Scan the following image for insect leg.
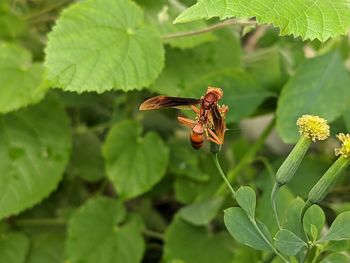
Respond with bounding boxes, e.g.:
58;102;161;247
177;116;196;128
207;136;221;145
207;129;223;145
190;105;200;114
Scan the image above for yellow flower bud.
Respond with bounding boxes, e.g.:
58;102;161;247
335;133;350;158
297;114;330;142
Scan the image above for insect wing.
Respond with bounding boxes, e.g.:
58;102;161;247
139;95;200;110
211;106;227;142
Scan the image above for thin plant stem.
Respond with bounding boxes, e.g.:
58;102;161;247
15;218;66;226
310;246;321;263
212;153;236;198
142;229;164;241
251;219;289;263
215;117;276;196
24;0;71;20
271;184;282;229
161;19;257;40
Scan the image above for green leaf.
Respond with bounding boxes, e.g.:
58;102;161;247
45;0;164;92
175;0;350;42
0;232;29;263
282;198;305;238
136;0;215;49
168;139;209;183
324;240;350;252
68;132;105;182
274;229;307;256
303;204;325;241
277;52;350;143
0;96;71;219
103;120;169;200
178;196;224;225
0;43;48;113
164;216;233;263
320;253;350;263
26;232;65;263
288;157;329;199
255;167;295;234
174;154;223;204
224;207;272;251
67;196;145;263
320;211;350;242
152;32;241;96
0;11;27;40
244;46;286;91
236;186;256;219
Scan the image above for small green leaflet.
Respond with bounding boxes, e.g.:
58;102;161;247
319;211;350;242
274;229;307;256
303;204;325;241
45;0;164;92
320;253;350;263
224;207;272;251
0;96;71;220
67;196;145;263
0;43;47;113
103;120;169;200
175;0;350;42
236;186;256;219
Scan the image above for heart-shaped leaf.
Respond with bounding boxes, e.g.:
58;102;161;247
67;196;145;263
0;96;71;219
0;43;47;113
103;120;169;200
45;0;164;92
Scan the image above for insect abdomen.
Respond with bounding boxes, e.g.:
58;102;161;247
190;131;203;149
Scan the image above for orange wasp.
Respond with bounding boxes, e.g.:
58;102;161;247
139;86;228;149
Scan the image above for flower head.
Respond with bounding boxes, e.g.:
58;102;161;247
296;114;330;142
335;133;350;158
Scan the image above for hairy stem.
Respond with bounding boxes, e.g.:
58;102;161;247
161;19;257;40
271;183;282;229
142;229;164;241
24;0;71;20
212;153;236;198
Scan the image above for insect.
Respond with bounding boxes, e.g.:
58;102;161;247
139;86;228;149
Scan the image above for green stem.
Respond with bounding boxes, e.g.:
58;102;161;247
310;246;321;263
271;183;282;229
301;200;313;223
24;0;71;20
215;117;276;196
142;229;164;241
15;218;66;226
161;19;257;40
251;219;289;263
212;153;236;198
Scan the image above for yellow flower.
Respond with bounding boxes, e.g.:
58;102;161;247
296;114;330;142
335;133;350;158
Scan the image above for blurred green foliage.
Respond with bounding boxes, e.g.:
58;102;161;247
0;0;350;262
